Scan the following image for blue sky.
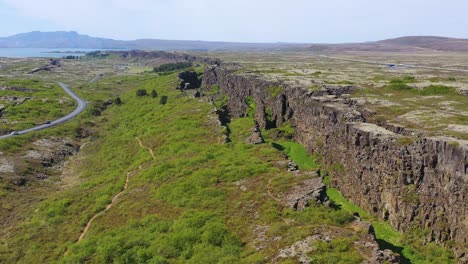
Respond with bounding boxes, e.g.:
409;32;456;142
1;0;467;43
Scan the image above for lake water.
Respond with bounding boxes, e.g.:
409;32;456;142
0;48;114;58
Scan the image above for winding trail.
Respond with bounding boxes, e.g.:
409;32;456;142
75;137;156;242
267;178;283;204
136;137;156;160
77;168;135;241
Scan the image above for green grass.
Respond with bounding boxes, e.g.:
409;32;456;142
126;66;153;74
244;96;256;117
419;85;456;95
268;86;282;98
273;141;319;170
310;238;364;264
326;188;369;218
0;78;76;133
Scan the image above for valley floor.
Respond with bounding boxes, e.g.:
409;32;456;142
0;65;457;263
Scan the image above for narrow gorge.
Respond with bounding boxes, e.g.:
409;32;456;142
202;63;467;260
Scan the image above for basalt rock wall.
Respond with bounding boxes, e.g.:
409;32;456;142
109;50;222;65
202;65;467;260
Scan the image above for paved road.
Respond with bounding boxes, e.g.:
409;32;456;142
318;55;468;73
0;82;87;140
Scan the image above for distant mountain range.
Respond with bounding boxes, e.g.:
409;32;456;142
308;36;468;52
0;31;467;52
0;31;302;51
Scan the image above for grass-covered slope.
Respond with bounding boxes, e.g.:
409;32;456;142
0;71;455;263
1;72;375;264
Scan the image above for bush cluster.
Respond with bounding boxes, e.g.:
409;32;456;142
153;62;193;73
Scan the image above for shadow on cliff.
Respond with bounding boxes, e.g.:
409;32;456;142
376;238;411;264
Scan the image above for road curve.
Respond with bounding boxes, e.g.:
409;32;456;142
0;82;87;140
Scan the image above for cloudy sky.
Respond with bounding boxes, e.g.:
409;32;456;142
0;0;467;43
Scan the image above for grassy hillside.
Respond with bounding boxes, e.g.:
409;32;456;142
0;71;455;263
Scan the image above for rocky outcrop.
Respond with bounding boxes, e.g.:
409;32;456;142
177;71;202;90
29;59;61;74
25;138;80;169
287;160;299;172
108;50;222;66
0;137;80;189
244;124;264;144
0;86;33;92
275;221;399;264
0;96;31;106
202;64;467;259
284;176;329;211
351;221;400;264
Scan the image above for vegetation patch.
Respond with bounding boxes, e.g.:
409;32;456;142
153;62;193;73
309;238;364;264
419;85;456;96
273;141;319;170
334;80;354;85
268;86;282;98
397;137;416;146
245;96;256;117
0;78;76;133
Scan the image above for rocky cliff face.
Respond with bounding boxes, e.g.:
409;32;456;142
202;65;467;260
108;50;222;65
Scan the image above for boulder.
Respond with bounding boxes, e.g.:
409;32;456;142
287;160;298;171
285;176;328;211
244;125;264;144
177;71;201;90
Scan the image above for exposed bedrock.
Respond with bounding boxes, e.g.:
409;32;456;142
110;50;222;66
177;71;202;90
202;65;467;259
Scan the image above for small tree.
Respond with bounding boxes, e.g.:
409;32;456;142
114;97;122;105
160;95;168;105
151;89;158;98
136;89;148;97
